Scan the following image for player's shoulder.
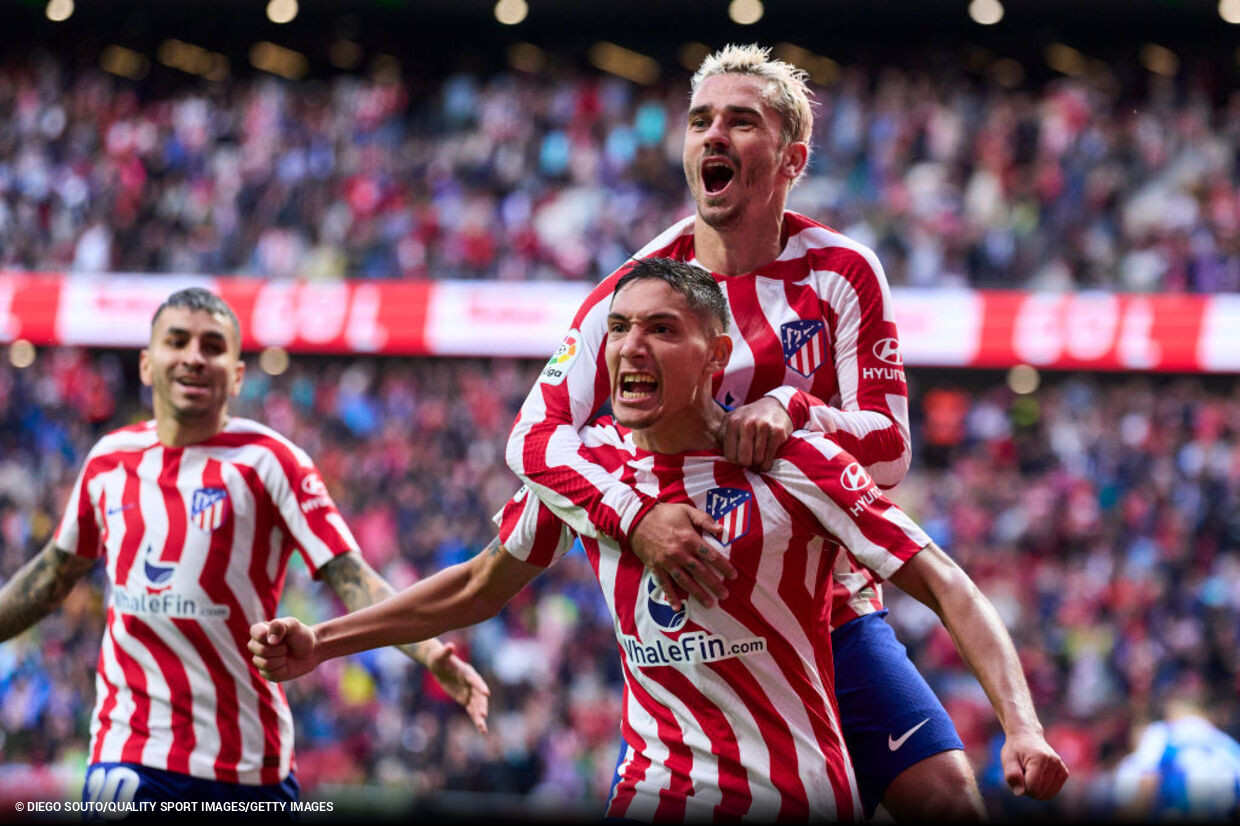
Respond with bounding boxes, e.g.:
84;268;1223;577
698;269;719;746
86;419;159;458
579;415;635;450
785;211;886;279
768;430;863;485
213;417;314;467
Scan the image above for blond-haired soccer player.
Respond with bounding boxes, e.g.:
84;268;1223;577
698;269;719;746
505;44;1049;819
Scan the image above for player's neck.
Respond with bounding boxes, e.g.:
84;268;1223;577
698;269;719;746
154;407;230;447
631;395;724;456
693;206;787;276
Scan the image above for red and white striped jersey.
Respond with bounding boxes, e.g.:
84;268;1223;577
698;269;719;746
54;417;359;785
498;421;929;822
506;212;910;629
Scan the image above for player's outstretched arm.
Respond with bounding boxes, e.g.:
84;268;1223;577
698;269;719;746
251;539;540;685
0;539;95;642
887;542;1070;801
318;551;494;732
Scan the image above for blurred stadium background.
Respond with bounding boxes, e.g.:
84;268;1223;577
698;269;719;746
2;0;1240;820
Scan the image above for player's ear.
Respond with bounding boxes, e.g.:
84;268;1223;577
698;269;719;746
781;141;808;182
229;359;246;398
707;333;732;374
139;348;154;387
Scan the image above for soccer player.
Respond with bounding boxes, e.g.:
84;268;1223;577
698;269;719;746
0;288;489;810
249;259;1067;821
1112;685;1240;821
506;43;992;820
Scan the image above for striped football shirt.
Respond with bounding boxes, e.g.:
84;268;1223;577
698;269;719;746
54;417;358;785
498;420;930;822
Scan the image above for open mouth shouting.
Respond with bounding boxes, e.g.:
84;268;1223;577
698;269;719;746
619;370;659;404
700;156;736;198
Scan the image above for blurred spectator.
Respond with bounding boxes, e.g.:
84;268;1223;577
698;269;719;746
4;51;1240;290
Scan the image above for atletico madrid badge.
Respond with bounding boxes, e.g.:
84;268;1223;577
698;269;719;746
190;487;229;532
781;319;828;377
705;487;752;545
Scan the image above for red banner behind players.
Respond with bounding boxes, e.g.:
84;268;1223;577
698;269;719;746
0;270;1235;373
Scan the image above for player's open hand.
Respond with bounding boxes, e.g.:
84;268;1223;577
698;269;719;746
425;641;491;734
631;503;736;611
248;617;319;682
718;397;794;471
1001;728;1070;800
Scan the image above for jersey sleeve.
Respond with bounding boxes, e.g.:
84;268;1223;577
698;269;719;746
784;241;911;489
54;452;104;559
769;432;928;580
493;486;576;568
505;265;657;541
267;447;360;578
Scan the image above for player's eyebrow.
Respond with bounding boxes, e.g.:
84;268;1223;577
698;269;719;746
688;103;765;120
607;310;683;325
164;325;229;344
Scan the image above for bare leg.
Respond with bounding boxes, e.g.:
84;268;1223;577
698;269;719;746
880;749;986;822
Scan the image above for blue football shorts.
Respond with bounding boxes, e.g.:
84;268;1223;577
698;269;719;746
831;609;964;817
81;762;299;821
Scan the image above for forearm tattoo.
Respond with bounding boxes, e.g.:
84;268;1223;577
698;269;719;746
0;543;93;642
321;552;431;664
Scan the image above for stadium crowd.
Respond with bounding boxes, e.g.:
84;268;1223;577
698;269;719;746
3;51;1240;292
1;347;1237;819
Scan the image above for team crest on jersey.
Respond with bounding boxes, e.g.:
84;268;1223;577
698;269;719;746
539;328;580;386
644;570;687;632
705;487;752;545
190;487;229;532
781;320;828;377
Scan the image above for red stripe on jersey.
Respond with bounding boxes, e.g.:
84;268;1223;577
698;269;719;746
122;614;195;774
705;655;809;819
86;451;146;585
231;462;281;614
198;457;284;783
174;618;242;782
607;684;651;820
726;275;787;400
621;661;693;822
657;667;752;820
90;609;120;765
111;613;153;764
157;449;187;563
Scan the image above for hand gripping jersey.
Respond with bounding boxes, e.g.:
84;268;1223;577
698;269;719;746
507;212;911;630
498;421;929;822
54;418;358;785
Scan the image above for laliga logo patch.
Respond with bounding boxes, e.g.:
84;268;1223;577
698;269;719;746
872;338;902;366
644;570;687;632
840;462;872;492
539;329;579;386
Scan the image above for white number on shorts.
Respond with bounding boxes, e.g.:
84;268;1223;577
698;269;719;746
85;765;141;820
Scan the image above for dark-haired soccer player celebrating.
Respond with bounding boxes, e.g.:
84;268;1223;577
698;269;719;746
0;288;489;811
251;258;1067;822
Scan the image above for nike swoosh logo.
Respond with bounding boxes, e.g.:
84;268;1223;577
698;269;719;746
106;503;136;516
888;717;931;751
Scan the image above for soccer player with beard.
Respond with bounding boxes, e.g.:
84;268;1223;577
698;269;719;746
0;288;489;812
249;259;1067;822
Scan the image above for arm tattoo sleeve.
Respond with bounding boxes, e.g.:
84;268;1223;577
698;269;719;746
0;541;96;642
320;552;432;664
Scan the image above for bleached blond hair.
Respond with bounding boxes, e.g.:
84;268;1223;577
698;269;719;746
690;43;814;154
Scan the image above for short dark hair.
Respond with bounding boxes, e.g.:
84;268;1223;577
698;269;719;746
613;257;731;333
151;287;242;346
